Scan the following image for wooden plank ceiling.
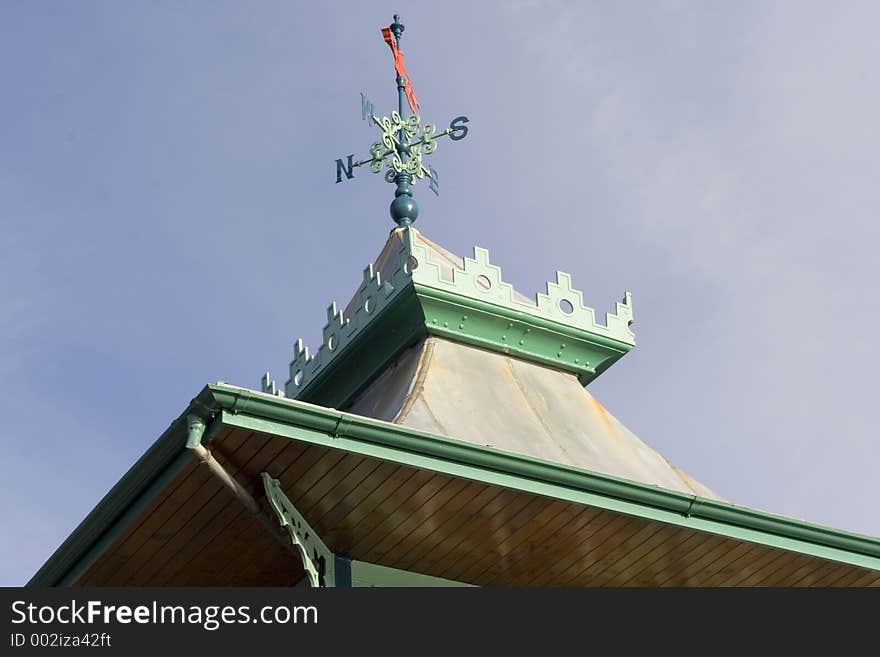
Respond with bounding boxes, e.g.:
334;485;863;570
76;426;880;587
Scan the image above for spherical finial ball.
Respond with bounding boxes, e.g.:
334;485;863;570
390;195;418;226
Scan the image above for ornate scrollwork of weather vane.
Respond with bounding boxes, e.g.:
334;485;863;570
334;14;470;227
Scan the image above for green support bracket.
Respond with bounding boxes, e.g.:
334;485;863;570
262;472;476;587
261;472;336;588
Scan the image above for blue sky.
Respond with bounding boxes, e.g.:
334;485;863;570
2;1;879;585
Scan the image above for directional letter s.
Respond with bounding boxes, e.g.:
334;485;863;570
449;116;469;141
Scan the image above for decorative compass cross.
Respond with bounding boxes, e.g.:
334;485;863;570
334;14;470;227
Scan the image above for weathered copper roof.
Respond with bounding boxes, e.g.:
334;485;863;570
347;336;721;499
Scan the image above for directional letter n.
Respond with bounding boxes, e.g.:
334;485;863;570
336;155;355;183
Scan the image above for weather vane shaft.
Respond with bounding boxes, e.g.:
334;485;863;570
334;14;470;227
384;15;418;118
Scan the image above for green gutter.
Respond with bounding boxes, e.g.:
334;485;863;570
208;385;880;568
30;383;880;586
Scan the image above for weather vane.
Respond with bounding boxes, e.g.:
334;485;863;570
334;14;470;227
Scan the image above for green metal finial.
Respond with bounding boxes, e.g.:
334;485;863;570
389;14;415;226
390;14;404;39
390;174;418;226
333;15;471;227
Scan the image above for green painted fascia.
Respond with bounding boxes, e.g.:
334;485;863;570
415;283;631;385
207;385;880;571
27;388;222;587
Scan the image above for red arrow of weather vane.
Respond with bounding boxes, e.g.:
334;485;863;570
381;27;420;115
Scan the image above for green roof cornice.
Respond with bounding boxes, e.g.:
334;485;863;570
269;228;635;406
408;234;635;346
30;384;880;586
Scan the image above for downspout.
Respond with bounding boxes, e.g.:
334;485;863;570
185;414;296;553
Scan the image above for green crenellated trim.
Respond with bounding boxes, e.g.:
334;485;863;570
416;284;631;385
270;228;635;403
281;231;413;398
295;284;427;409
408;234;635;347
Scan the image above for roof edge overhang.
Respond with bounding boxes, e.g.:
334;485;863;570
30;383;880;586
28;387;219;587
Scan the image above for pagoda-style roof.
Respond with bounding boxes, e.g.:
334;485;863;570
28;231;880;587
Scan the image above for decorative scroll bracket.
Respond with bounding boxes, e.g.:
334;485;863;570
261;472;335;587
